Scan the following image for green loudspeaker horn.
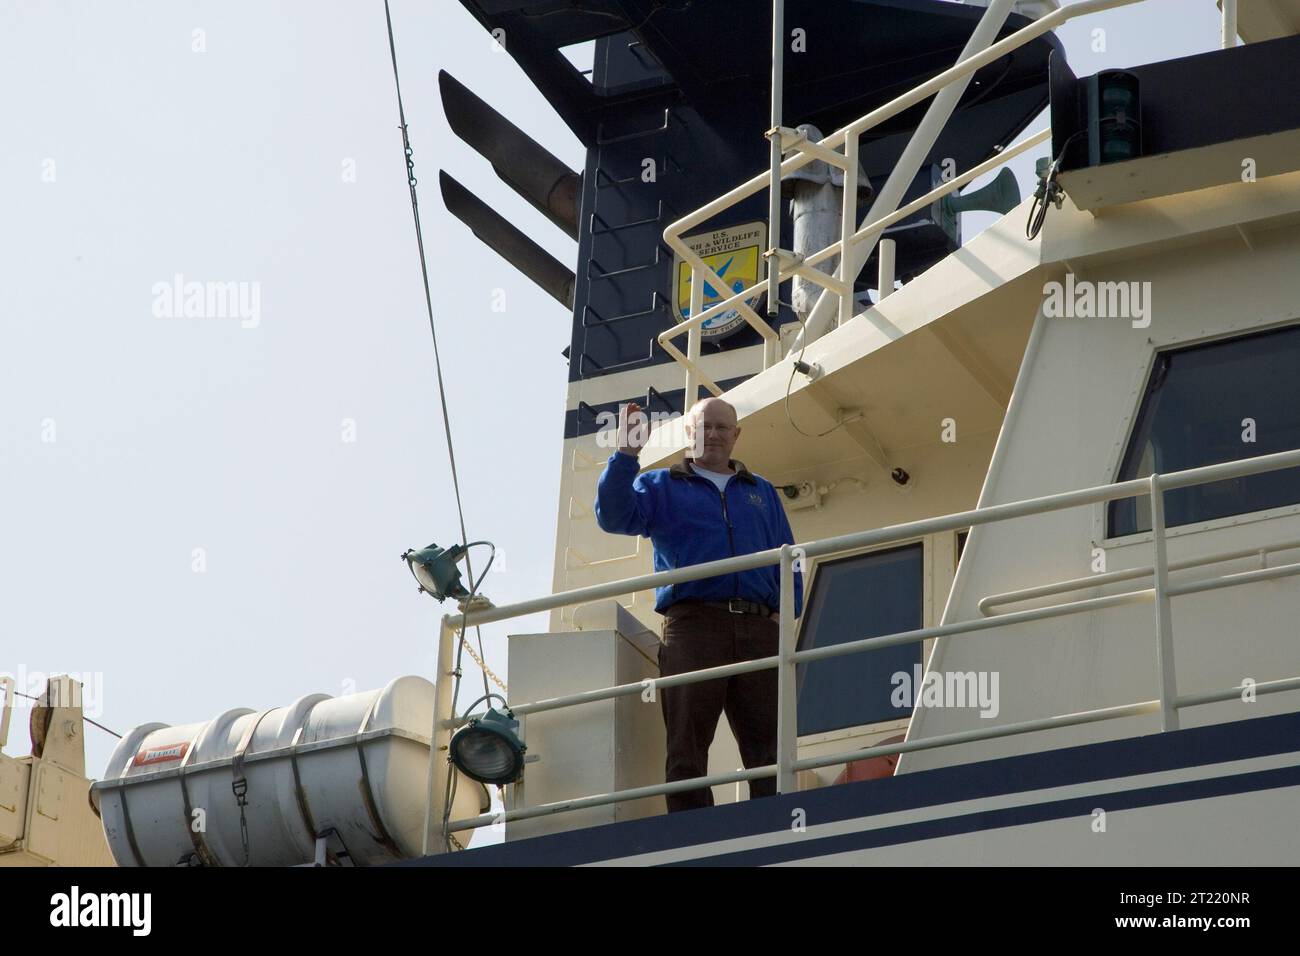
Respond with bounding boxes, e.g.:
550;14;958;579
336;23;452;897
941;167;1022;218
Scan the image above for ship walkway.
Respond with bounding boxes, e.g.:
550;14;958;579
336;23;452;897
421;446;1300;854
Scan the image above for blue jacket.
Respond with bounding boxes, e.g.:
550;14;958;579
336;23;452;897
594;451;804;617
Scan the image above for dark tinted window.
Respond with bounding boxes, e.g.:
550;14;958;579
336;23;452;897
795;544;924;735
1109;324;1300;537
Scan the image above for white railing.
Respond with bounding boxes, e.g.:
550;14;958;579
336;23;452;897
979;537;1300;615
658;0;1239;404
421;447;1300;852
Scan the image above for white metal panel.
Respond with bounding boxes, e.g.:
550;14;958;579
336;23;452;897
507;602;664;840
903;224;1300;773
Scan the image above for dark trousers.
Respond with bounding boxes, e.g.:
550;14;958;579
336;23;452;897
657;602;779;812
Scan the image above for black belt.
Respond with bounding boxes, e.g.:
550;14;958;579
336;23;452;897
676;598;773;617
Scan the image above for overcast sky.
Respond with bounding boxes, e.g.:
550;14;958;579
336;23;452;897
2;0;1222;853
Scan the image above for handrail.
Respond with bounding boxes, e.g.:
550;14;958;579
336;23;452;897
794;676;1300;777
447;673;1300;834
421;447;1300;852
658;126;1051;400
979;538;1300;615
657;0;1240;402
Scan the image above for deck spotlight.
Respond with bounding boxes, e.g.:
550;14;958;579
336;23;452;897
450;704;526;785
402;543;471;602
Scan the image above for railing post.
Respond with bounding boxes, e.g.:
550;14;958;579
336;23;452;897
776;544;798;793
686;269;704;406
766;0;784;319
1148;474;1180;731
878;237;896;300
422;614;458;855
839;132;859;325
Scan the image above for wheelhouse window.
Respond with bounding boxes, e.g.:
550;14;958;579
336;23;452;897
795;543;924;736
1108;324;1300;538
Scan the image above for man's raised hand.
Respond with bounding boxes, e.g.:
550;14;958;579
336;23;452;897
617;401;650;458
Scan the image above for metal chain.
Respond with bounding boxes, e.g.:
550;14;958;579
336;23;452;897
457;634;508;693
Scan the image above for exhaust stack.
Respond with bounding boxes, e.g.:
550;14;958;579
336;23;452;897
439;171;576;309
439;69;580;240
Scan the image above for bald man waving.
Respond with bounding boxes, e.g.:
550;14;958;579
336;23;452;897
595;397;803;813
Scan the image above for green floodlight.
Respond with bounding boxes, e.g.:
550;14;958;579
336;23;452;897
401;542;471;602
450;705;526;785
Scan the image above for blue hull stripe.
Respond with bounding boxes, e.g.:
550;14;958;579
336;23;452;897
676;764;1300;866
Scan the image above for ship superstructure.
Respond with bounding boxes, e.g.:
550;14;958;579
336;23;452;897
411;0;1300;864
30;0;1300;867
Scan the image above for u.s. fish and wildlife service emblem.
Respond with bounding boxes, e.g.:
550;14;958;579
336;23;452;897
672;221;766;342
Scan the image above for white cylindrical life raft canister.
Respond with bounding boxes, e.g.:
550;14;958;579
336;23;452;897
91;676;487;866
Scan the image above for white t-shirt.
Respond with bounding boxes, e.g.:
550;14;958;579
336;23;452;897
691;464;735;494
